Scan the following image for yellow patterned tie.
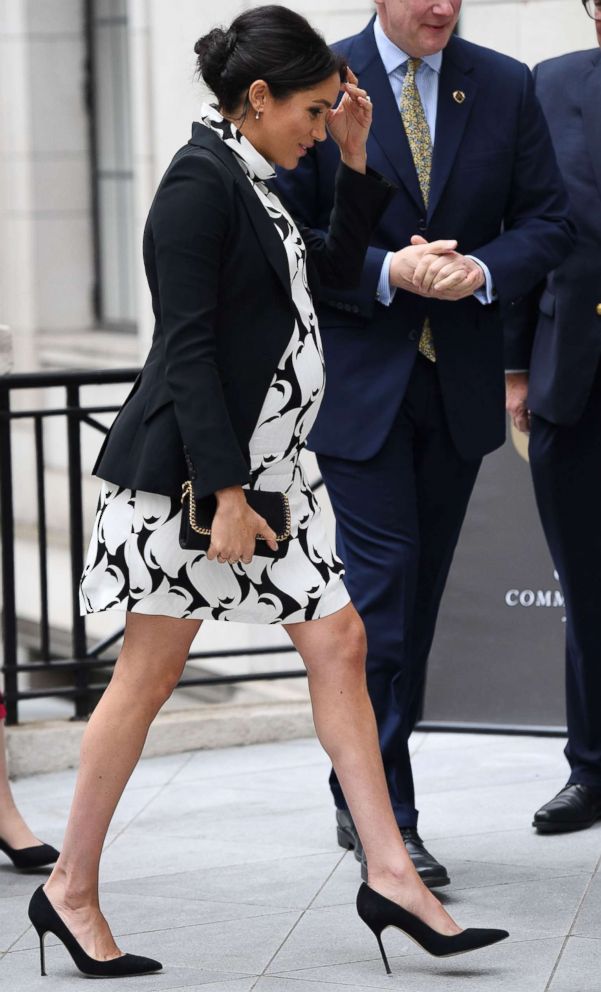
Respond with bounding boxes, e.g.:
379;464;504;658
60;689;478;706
400;58;436;362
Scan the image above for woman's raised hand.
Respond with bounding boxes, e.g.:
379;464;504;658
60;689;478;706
326;68;372;173
207;487;278;565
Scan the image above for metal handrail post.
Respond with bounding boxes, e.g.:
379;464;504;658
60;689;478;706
66;384;89;717
0;383;18;724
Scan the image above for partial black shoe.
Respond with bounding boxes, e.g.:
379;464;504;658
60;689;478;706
356;883;508;974
336;808;363;861
0;837;59;870
28;886;163;978
533;783;601;834
360;827;450;889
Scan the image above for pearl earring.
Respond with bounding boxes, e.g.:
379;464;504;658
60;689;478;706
255;109;262;120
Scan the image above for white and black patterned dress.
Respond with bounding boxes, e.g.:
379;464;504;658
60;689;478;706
79;106;350;625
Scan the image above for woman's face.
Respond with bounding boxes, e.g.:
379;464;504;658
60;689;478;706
243;73;342;170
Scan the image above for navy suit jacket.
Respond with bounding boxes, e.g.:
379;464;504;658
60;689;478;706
275;20;573;462
504;48;601;425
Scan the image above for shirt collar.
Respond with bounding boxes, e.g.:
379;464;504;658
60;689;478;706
373;17;443;76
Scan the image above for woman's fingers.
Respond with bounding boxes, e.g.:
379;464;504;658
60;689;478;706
256;519;279;553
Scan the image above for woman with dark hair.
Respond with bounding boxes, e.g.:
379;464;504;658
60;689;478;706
27;5;507;980
0;693;59;870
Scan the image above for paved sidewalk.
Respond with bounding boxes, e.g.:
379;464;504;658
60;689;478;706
1;731;600;991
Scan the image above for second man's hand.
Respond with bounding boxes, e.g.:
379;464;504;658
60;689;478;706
389;235;485;301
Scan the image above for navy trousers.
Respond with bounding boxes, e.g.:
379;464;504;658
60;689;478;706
318;356;481;826
529;360;601;789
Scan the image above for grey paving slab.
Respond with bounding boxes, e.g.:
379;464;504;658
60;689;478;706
100;802;334;883
175;763;332;802
0;942;249;991
571;872;601;937
160;982;256;992
547;936;601;992
312;852;567;911
109;911;301;975
12;890;295;952
418;733;566;759
103;851;343;911
172;740;327;785
269;936;564;992
417;779;581;840
266;902;400;974
255;979;379;992
0;895;31;953
429;824;601;876
412;739;567;795
439;873;590;941
0;863;55;896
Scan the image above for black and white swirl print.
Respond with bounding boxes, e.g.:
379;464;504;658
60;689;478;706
79;107;349;624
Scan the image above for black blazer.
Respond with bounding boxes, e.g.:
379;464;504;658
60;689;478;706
504;49;601;425
94;126;394;499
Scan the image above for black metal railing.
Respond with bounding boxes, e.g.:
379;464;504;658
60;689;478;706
0;368;566;739
0;369;304;726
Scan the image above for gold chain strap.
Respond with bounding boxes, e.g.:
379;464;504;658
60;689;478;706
181;481;291;542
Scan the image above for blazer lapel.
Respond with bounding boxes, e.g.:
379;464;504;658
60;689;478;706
428;39;477;220
581;50;601;199
188;126;292;301
350;20;424;210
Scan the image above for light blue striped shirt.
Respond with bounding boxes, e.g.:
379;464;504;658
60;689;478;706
373;18;494;306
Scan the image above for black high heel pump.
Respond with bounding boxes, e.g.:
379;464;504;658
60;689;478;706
28;886;163;978
357;883;509;974
0;837;59;870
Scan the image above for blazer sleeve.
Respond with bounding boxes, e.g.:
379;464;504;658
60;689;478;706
470;64;575;305
149;151;251;500
275;149;390;317
298;162;395;290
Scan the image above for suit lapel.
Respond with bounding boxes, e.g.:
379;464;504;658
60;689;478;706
350;21;424;210
428;39;477;220
581;50;601;199
188;126;291;301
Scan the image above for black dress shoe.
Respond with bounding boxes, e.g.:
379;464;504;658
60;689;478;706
533;783;601;834
359;827;450;888
336;808;363;861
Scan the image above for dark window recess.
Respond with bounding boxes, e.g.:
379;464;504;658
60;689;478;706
85;0;136;331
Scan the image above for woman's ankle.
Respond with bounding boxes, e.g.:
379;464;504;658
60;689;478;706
45;867;99;911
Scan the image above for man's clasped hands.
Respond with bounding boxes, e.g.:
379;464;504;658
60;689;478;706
391;235;485;300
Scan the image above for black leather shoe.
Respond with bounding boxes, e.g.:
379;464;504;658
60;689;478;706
336;808;363;861
533;783;601;833
360;827;450;888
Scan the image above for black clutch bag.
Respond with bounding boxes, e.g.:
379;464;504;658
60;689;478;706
179;482;291;559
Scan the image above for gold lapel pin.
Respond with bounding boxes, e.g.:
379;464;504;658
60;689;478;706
453;90;466;104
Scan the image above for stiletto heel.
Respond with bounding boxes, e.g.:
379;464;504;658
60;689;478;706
374;929;391;975
28;886;162;978
356;883;508;974
33;925;47;977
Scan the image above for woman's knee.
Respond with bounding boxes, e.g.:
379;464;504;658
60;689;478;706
111;612;200;708
305;607;367;678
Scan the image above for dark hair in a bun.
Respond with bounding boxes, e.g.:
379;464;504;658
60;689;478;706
194;5;346;114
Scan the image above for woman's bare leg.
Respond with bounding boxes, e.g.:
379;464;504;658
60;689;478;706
0;720;44;849
285;603;461;934
44;612;201;960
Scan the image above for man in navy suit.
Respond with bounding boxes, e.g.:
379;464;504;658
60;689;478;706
505;0;601;834
276;0;573;886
